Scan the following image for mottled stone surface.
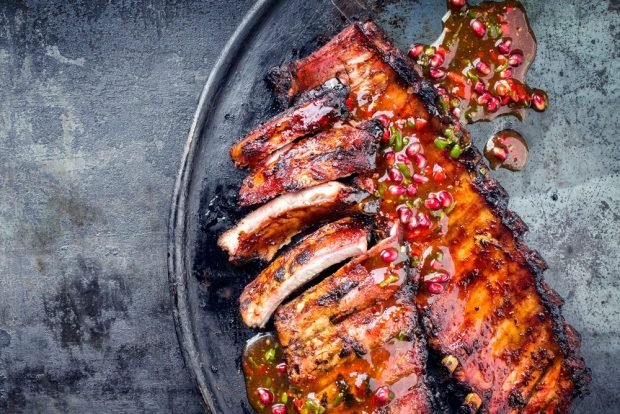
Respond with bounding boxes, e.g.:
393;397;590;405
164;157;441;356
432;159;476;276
0;0;618;413
0;0;253;412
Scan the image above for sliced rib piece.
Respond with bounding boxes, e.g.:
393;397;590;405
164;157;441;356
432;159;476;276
240;217;369;328
272;21;590;413
274;232;406;348
238;121;382;206
218;181;369;263
230;80;349;169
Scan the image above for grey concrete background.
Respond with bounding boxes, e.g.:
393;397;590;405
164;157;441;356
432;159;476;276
0;0;253;412
0;0;618;413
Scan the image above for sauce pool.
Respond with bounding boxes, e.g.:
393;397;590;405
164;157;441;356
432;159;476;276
484;129;529;171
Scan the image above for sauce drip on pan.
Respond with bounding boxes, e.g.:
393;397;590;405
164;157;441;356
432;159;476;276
410;0;547;123
484;129;529;171
242;1;543;412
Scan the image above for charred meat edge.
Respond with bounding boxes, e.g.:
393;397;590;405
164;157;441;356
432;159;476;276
238;120;382;207
218;181;368;263
239;217;369;328
230;79;349;169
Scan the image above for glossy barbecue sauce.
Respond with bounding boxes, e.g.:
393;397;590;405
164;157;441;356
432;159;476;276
243;1;542;412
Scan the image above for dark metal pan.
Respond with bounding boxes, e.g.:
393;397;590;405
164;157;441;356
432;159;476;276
168;0;618;412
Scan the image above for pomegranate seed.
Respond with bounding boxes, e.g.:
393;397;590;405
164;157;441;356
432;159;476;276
381;128;390;144
345;97;355;110
413;173;429;184
405;142;421;158
416;213;431;228
449;0;466;7
477;92;492;105
374;114;389;127
430;53;445;68
470;19;486;37
408;43;425;59
398;206;413;224
425;272;451;283
500;68;513;79
428;282;444;294
415;118;428;130
487;96;500;112
258;388;274;405
531;90;548;112
374;386;391;405
276;362;287;375
437;190;454;208
425;196;441;210
396;153;408;163
474;81;486;94
495;80;511;97
413;153;428;169
380;248;398;263
496;38;512;55
406;184;417;196
508;51;524;67
429;68;446;79
436;87;448;97
406;217;419;231
492;146;508;161
384;152;395;165
451;107;461;118
432;164;447;182
475;60;491;76
388;167;404;183
272;404;288;414
388;185;406;196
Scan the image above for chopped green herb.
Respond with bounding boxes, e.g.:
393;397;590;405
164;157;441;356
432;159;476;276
379;274;400;288
406;118;415;128
396;163;411;178
281;393;288;403
396;331;409;341
449;144;463;158
434;137;451;150
264;348;276;363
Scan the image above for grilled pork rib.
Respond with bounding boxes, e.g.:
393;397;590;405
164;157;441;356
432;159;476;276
269;21;589;413
218;182;369;262
230;80;349;169
240;217;369;328
238;121;382;206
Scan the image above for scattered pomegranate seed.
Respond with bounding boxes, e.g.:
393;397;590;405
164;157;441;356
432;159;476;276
451;107;461;118
531;90;548;112
415;118;428;130
492;146;508;161
432;164;447;182
406;184;417;196
436;87;448;97
496;38;512;55
475;60;491;76
374;113;389;127
487;96;500;112
508;51;524;67
413;173;429;184
380;248;398;263
408;43;425;59
276;362;287;375
388;185;406;196
430;53;445;68
429;68;446;79
413;153;428;168
388;167;404;183
470;19;486;37
381;128;390;144
474;80;486;94
425;195;441;210
477;92;492;105
258;388;274;405
425;272;451;283
345;97;355;110
398;206;413;224
500;68;513;79
396;153;408;163
437;190;454;208
405;142;421;158
272;404;288;414
374;386;392;405
495;80;511;97
449;0;466;7
416;213;431;228
428;282;444;294
384;152;395;165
